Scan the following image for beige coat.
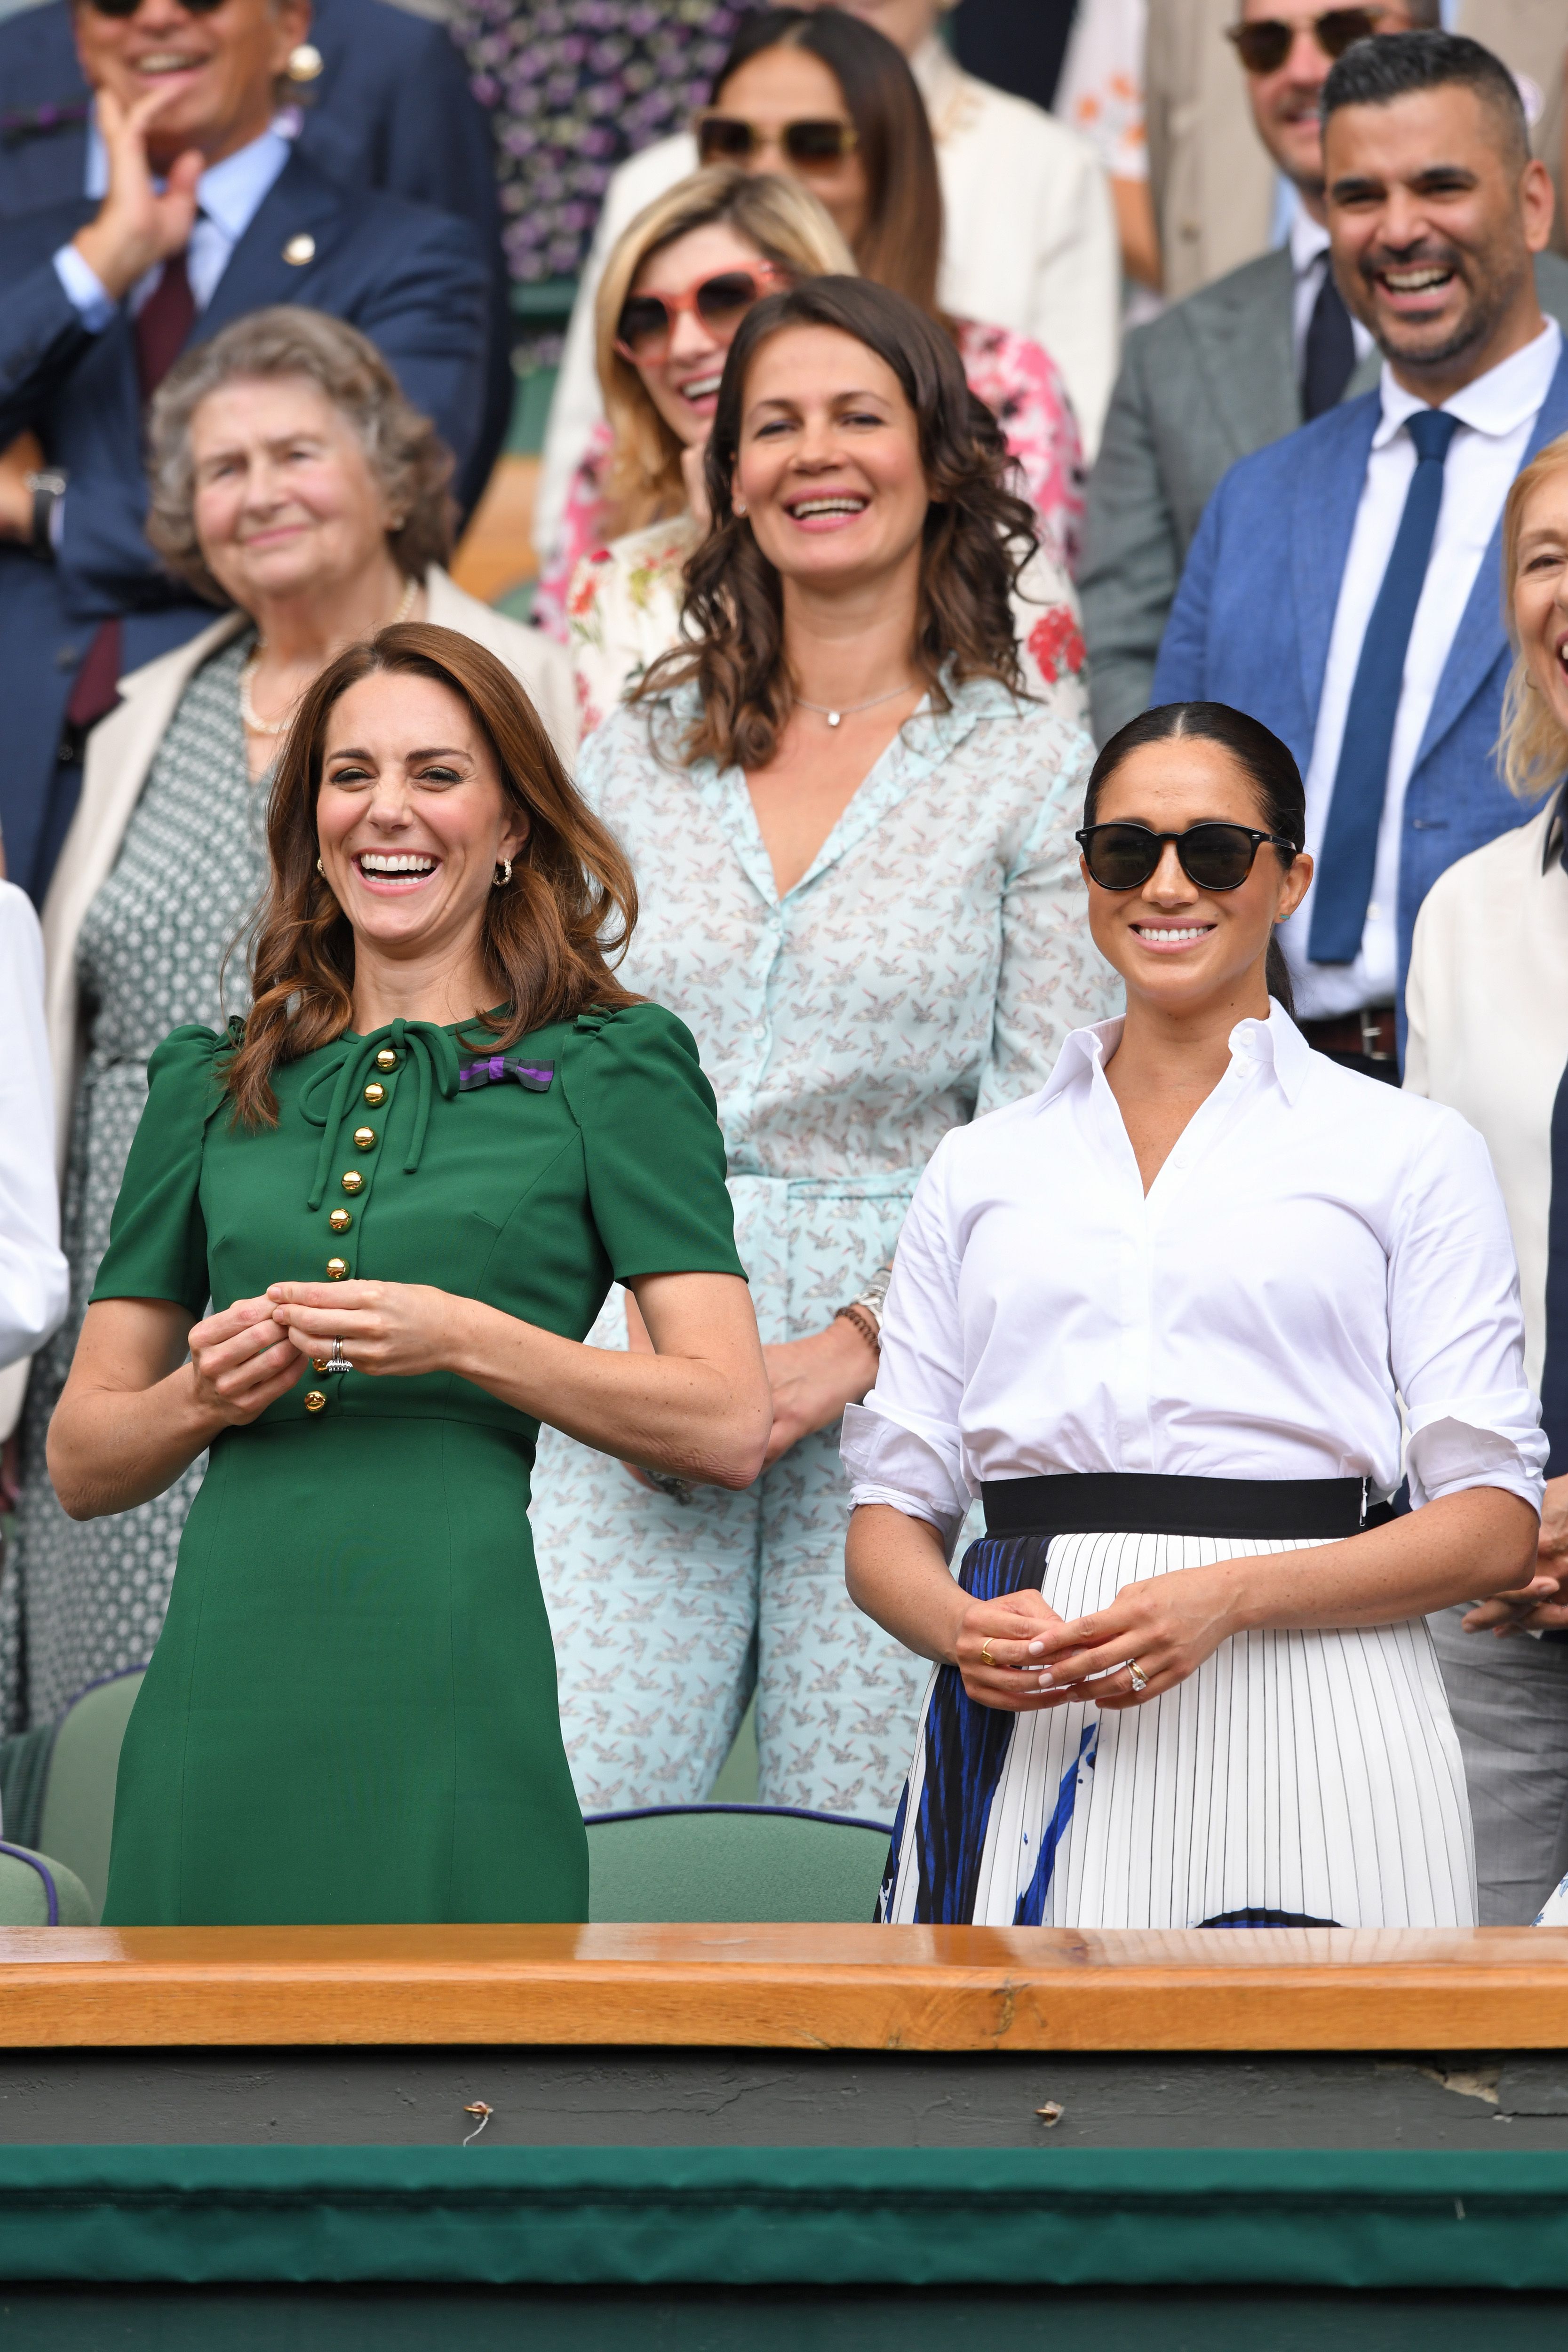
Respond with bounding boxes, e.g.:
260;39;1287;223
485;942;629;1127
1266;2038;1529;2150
1146;0;1567;304
38;564;575;1176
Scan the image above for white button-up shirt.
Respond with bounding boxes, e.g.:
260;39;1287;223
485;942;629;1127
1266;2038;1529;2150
844;1005;1545;1551
1282;319;1562;1019
0;883;68;1380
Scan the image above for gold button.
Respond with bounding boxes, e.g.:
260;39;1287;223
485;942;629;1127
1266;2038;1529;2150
353;1126;376;1151
305;1390;327;1413
326;1256;349;1279
376;1049;397;1071
341;1170;364;1194
329;1208;352;1233
311;1356;331;1375
283;231;316;266
363;1082;386;1107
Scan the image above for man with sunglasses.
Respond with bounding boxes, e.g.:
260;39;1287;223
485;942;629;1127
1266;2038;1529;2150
0;0;513;518
1154;31;1568;1077
0;0;493;905
1146;0;1564;304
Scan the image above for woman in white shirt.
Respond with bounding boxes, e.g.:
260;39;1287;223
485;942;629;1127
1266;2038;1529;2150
845;698;1545;1929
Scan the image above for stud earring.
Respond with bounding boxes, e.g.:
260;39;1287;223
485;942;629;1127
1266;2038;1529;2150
493;857;513;888
315;856;324;874
733;497;747;515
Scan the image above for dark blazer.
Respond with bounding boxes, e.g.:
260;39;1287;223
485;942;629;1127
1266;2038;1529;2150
1083;249;1568;744
0;0;512;505
0;150;490;900
1151;339;1568;1030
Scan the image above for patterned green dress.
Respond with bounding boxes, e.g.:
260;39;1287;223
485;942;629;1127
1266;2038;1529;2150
4;634;264;1734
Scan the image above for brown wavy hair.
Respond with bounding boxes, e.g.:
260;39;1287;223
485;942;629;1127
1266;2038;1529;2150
711;8;943;316
225;624;639;1126
635;278;1038;771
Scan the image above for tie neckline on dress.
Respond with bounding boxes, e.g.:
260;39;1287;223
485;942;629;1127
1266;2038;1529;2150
300;1018;462;1207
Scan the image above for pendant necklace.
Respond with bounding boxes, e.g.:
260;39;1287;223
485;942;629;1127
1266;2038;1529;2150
796;681;917;730
241;575;420;735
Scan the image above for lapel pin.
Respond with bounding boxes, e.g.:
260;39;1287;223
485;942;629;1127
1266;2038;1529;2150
287;42;323;80
283;233;316;267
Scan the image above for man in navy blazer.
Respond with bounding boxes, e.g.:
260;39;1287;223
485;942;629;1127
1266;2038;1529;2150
0;0;512;508
0;0;491;902
1154;32;1567;1072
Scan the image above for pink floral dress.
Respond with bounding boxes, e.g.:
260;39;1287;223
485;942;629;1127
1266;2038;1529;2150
532;315;1086;640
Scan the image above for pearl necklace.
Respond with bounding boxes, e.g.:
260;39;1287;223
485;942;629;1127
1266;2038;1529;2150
795;681;920;729
240;576;420;735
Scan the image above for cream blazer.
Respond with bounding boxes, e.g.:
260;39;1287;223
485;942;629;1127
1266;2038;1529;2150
38;564;576;1177
1146;0;1567;305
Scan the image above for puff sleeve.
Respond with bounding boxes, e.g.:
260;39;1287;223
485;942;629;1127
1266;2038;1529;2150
88;1025;223;1318
560;1004;747;1284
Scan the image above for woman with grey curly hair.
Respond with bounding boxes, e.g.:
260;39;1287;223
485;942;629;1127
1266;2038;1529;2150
5;310;573;1741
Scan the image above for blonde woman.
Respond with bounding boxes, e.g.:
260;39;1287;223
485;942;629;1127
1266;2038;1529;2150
1406;428;1568;1925
7;310;573;1739
536;168;853;728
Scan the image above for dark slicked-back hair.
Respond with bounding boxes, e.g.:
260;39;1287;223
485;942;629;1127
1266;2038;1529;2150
1321;30;1530;169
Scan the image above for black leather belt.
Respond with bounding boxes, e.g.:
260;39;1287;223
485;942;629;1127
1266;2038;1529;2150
1301;1008;1397;1062
982;1472;1391;1542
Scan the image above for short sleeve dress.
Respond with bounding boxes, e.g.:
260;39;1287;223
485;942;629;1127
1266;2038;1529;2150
92;1001;744;1927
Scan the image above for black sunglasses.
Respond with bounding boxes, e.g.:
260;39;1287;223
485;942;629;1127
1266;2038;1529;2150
696;113;859;169
1076;821;1298;893
1226;7;1384;74
83;0;228;14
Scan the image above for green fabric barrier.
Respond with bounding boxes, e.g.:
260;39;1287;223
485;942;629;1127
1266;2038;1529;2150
3;2148;1568;2290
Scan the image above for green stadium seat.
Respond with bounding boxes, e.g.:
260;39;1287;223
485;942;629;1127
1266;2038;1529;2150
0;1840;93;1925
36;1668;144;1924
585;1804;891;1924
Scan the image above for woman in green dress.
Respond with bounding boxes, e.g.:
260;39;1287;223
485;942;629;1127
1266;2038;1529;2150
47;623;769;1927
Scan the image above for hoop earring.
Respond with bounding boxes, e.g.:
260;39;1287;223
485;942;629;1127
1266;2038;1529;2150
493;857;513;888
315;856;324;874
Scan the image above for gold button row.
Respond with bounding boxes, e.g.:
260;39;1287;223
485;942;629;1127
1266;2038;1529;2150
363;1082;385;1107
329;1208;351;1233
375;1048;397;1071
353;1126;376;1152
305;1390;326;1413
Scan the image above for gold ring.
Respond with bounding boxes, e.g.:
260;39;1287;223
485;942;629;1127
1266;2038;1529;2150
1126;1657;1149;1693
980;1637;995;1665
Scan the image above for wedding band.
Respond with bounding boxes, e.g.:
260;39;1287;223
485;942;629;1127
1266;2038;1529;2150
1126;1658;1149;1692
324;1338;352;1374
980;1638;995;1665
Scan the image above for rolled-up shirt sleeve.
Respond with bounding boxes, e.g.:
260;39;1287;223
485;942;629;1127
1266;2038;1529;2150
1390;1112;1548;1514
0;885;68;1369
842;1139;973;1557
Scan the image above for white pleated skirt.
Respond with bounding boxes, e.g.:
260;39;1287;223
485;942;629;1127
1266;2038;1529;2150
880;1528;1477;1929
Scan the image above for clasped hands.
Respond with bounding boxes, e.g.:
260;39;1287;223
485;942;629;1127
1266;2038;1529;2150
955;1559;1247;1715
1457;1472;1568;1636
187;1280;452;1426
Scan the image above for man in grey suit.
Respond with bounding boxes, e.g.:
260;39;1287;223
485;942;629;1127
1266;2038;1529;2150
1080;0;1568;742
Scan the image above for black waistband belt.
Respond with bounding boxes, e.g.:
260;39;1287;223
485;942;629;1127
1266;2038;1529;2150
982;1472;1385;1542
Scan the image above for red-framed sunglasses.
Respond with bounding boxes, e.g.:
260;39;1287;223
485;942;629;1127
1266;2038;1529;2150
613;262;789;366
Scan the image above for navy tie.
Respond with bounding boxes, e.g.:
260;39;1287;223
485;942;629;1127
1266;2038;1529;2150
1307;405;1461;966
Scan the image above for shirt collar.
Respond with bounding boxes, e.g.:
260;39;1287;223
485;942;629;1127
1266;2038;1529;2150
1373;318;1563;450
85;112;292;231
1288;207;1331;277
1038;1000;1311;1114
909;33;963;120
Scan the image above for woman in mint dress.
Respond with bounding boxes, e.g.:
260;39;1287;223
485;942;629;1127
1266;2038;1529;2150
46;625;767;1927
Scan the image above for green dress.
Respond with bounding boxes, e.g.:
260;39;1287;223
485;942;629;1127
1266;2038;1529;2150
91;1002;745;1926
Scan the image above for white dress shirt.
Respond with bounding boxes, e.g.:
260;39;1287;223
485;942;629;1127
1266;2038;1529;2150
54;123;292;329
1287;207;1374;384
843;1005;1546;1552
533;41;1120;565
1282;318;1563;1019
0;883;68;1386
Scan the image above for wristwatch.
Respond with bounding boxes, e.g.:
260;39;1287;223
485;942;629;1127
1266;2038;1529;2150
24;468;67;556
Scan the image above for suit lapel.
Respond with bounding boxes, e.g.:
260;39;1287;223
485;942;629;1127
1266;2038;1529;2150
1291;394;1380;720
1186;251;1299;457
1418;344;1568;771
191;153;345;345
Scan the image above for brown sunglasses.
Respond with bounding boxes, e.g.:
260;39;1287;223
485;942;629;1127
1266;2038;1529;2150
1226;7;1387;74
695;112;859;170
